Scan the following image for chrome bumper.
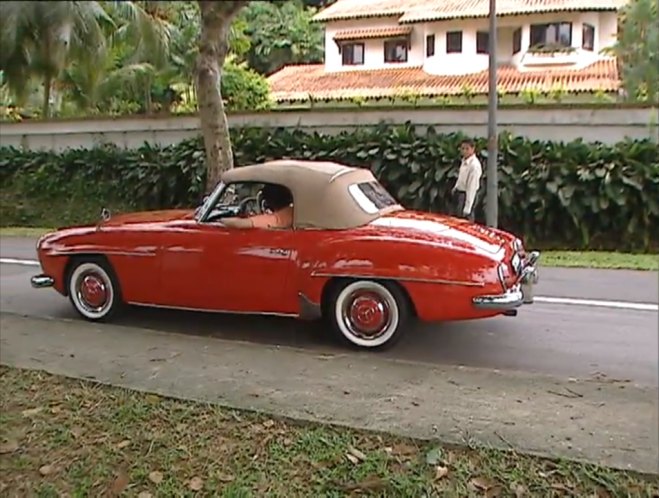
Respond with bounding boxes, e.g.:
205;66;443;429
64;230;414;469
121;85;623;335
473;250;541;310
31;274;54;289
473;284;524;309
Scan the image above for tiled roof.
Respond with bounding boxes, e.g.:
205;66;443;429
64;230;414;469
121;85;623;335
334;26;412;41
312;0;425;22
400;0;629;23
267;60;620;102
313;0;628;23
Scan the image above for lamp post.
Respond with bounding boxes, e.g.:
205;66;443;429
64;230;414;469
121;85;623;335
486;0;498;227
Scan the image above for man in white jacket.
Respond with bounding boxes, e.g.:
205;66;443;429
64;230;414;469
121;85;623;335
451;139;482;221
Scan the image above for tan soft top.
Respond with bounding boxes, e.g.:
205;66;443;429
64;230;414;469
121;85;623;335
221;160;402;229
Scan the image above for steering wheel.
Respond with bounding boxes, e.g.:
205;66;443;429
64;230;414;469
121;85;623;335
256;190;269;213
237;196;261;216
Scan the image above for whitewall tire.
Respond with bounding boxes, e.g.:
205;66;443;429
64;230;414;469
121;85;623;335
328;280;410;350
67;258;121;321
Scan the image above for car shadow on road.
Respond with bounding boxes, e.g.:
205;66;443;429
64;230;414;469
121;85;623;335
112;305;346;352
103;304;503;366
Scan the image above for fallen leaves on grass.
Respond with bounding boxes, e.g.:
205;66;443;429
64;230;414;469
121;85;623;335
342;475;387;493
39;464;55;476
1;366;657;498
188;476;204;491
0;440;19;454
21;407;42;417
109;468;130;496
435;465;449;480
148;471;163;484
471;476;503;497
346;445;366;464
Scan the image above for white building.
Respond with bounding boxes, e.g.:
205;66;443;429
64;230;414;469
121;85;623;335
268;0;626;103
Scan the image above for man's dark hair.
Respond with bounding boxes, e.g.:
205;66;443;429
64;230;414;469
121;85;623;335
262;183;292;210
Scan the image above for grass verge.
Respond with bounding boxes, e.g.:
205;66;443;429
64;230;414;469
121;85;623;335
1;366;657;497
1;226;657;271
0;227;55;238
539;251;658;271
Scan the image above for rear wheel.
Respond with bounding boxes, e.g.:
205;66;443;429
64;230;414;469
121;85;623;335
327;280;410;350
67;257;122;322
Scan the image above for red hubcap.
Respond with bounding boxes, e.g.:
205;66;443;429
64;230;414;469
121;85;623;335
80;274;107;308
348;292;388;335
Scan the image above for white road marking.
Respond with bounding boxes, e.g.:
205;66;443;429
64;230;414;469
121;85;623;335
534;296;657;312
1;257;657;312
0;258;40;267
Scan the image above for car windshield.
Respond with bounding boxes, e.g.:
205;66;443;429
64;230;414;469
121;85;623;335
347;181;398;215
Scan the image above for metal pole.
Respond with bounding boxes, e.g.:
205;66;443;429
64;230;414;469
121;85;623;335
486;0;498;227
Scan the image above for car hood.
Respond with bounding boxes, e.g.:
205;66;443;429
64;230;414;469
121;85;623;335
99;209;195;227
369;210;509;256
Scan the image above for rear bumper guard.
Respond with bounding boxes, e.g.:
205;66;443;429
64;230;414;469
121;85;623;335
473;250;540;310
31;274;54;289
473;284;524;310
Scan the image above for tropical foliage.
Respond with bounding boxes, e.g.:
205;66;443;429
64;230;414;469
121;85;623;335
1;125;657;251
609;0;659;103
0;0;325;118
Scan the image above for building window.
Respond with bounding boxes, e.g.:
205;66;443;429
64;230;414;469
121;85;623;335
530;22;572;48
476;31;489;54
513;28;521;54
426;34;435;57
341;43;364;65
384;38;408;63
446;31;462;53
582;23;595;51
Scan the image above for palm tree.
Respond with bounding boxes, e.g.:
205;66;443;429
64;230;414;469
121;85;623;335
102;1;177;113
61;1;177;115
0;1;112;117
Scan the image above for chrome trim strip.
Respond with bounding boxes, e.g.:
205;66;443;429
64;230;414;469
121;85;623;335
31;274;54;289
310;272;485;287
127;301;298;318
328;168;353;183
48;250;156;257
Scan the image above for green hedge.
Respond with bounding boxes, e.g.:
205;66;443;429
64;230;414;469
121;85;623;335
1;123;658;251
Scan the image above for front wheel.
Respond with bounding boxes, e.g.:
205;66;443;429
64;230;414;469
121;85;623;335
67;257;122;322
327;280;410;350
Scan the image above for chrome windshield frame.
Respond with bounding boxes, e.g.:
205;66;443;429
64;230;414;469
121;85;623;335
195;181;227;223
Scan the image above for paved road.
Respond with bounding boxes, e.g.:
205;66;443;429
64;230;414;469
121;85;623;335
1;236;658;386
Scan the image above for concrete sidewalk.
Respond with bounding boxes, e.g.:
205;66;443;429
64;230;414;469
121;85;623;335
0;311;657;475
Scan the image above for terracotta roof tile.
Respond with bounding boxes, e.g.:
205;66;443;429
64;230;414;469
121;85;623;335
400;0;629;23
334;26;412;41
313;0;629;23
267;60;620;102
313;0;426;22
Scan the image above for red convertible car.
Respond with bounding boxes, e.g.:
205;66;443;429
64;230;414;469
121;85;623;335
31;160;540;350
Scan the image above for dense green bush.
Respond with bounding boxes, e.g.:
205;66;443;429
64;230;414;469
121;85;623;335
1;123;658;251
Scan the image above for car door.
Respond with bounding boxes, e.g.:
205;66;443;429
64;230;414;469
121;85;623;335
199;224;298;315
158;220;298;315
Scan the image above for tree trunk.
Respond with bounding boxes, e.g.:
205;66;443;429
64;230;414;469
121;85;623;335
42;74;52;119
196;1;248;194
